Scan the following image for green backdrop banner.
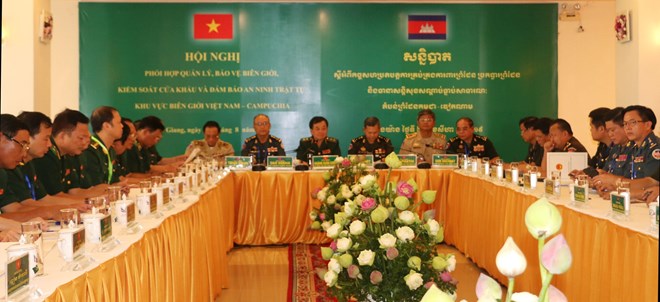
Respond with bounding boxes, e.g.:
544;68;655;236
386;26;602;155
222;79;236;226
80;3;557;160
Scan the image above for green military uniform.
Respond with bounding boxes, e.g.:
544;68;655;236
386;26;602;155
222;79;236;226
0;169;20;211
589;142;611;170
295;137;341;163
147;146;163;165
348;135;394;162
241;135;284;164
399;132;447;163
114;152;129;178
6;161;48;202
603;142;632;177
446;135;499;159
187;139;235;160
125;142;151;173
81;134;118;186
629;132;659;180
32;138;85;195
525;143;543;167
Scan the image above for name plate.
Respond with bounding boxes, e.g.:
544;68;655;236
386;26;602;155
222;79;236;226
312;155;338;170
267;156;294;169
101;214;113;242
573;186;587;203
544;179;554;194
610;193;627;215
225;156;252;169
348;154;374;167
523;174;531;189
6;253;30;297
137;193;156;216
432;154;458;168
59;227;85;262
397;154;418;168
161;185;171;205
83;213;110;243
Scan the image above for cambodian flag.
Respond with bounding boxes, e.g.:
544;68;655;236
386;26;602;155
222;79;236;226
408;15;446;40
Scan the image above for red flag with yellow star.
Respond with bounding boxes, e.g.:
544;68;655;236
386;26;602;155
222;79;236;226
194;14;233;40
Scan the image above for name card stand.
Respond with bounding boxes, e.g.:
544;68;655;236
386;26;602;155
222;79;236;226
543;178;561;199
432;154;458;169
83;213;120;253
608;192;630;221
397;154;417;169
266;156;294;170
311;155;338;170
160;183;176;211
225;156;252;170
570;184;590;208
650;202;659;234
137;192;163;219
114;198;143;235
58;227;95;272
4;253;36;301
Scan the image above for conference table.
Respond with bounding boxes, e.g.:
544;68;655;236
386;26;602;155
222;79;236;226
8;168;655;301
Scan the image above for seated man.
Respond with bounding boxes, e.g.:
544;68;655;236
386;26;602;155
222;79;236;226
600;107;630;176
81;106;124;186
126;116;183;174
540;119;590;176
587;107;613;169
446;117;500;162
187;120;235;162
348;117;393;162
400;109;446;163
241;114;284;164
519;116;543;166
295;116;341;164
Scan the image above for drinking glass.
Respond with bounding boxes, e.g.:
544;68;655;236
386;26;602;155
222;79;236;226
60;208;79;229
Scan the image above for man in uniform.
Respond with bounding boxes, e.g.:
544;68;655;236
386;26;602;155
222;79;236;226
295;116;341;164
539;119;590;176
81;106;124;186
447;117;500;162
400;109;446;163
241;114;284;164
519;116;543;166
186;120;235;162
587;107;612;169
600;108;630;176
348;117;393;162
126;116;182;174
32;109;106;198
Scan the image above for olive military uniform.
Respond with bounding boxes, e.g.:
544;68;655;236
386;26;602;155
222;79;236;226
603;143;633;178
348;135;394;162
0;169;20;210
125;142;151;173
295;137;341;163
589;142;611;170
114;152;129;178
6;161;48;202
525;143;544;167
629;132;660;180
147;146;163;165
32;138;86;195
187;139;235;161
399;132;447;163
446;135;499;159
241;135;284;164
81;134;118;186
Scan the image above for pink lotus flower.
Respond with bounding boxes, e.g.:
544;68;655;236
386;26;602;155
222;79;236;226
386;247;399;260
370;270;383;284
348;265;360;279
541;234;572;275
329;240;337;252
440;271;452;282
424;281;436;289
361;198;376;211
342;159;351;168
396;181;414;198
548;285;568;302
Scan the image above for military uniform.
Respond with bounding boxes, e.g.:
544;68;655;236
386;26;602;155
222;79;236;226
32;138;86;195
147;146;163;165
399;132;447;163
629;132;660;179
295;137;341;163
125;142;151;173
348;135;394;161
0;169;20;210
6;161;48;201
446;135;499;159
81;134;118;186
525;143;543;167
241;135;283;164
114;152;129;178
187;139;235;161
603;142;632;177
589;142;611;169
551;136;591;163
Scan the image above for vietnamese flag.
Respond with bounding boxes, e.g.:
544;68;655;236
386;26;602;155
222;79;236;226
194;14;233;40
408;15;446;40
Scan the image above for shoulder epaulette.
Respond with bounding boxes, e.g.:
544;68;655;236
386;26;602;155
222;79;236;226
448;136;460;143
244;135;256;143
270;135;282;142
326;137;338;143
378;135;391;142
406;133;418;139
301;137;312;142
476;135;488;140
90;140;100;149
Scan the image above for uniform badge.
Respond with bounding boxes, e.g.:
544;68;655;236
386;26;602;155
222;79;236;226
322;149;331;155
360;147;367;152
412;143;420;148
0;189;4;195
653;149;660;160
617;154;627;161
474;144;485;152
634;156;644;163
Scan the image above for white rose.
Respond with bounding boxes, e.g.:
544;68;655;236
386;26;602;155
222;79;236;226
404;270;424;290
351;184;362;195
359;175;376;189
426;219;440;236
335;156;344;164
395;226;415;242
317;188;328;201
326;223;341;239
336;237;353;252
378;233;397;249
324;270;338;287
328;258;342;273
341;185;354;199
510;292;539;302
354;194;366;206
321;221;332;231
326;195;336;205
398;211;416;225
357;249;375;266
343;201;355;217
309;211;318;221
447;255;456;272
349;220;366;235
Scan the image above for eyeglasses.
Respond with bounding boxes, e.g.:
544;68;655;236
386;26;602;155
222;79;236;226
623;119;644;127
418;118;434;123
254;122;269;126
11;137;30;151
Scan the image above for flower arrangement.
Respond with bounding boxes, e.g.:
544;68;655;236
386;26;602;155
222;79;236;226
310;153;457;302
614;12;630;42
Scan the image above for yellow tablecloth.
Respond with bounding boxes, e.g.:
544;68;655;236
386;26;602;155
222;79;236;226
44;177;233;301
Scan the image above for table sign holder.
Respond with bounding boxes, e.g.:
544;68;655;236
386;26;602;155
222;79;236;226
431;154;458;169
570;183;589;208
608;192;630;221
311;155;339;170
160;183;176;211
82;212;120;253
4;252;41;301
6;236;42;280
266;156;294;170
174;175;188;203
137;191;163;219
114;195;143;235
225;156;252;170
396;154;417;169
649;201;659;234
57;227;95;272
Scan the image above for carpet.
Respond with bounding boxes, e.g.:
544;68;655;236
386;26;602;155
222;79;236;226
288;244;338;302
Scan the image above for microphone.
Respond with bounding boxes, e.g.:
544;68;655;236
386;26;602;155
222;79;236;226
416;152;431;169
